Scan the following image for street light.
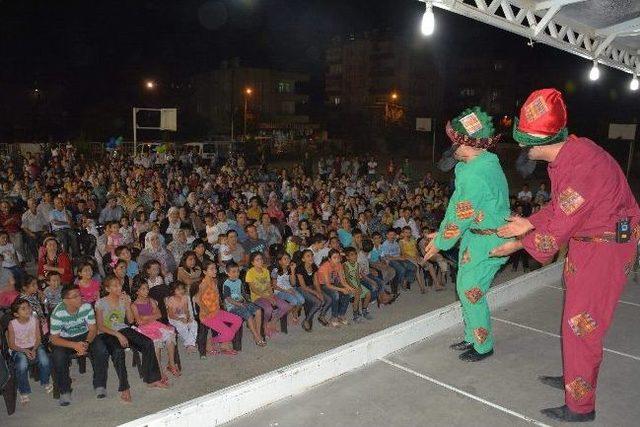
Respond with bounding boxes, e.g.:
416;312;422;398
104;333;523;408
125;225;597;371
145;80;156;90
244;87;253;139
390;92;399;101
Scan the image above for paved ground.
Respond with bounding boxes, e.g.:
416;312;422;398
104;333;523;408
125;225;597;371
0;265;528;426
229;278;640;427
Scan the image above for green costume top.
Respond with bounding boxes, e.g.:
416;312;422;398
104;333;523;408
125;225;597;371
434;150;510;253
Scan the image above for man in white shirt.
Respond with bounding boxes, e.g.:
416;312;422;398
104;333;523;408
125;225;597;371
517;184;533;204
21;197;46;261
49;197;78;256
393;208;420;239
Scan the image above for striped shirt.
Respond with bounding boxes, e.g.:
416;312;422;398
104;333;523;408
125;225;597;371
50;302;95;338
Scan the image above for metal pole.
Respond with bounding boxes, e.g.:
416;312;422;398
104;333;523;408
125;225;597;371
133;107;137;156
244;96;248;139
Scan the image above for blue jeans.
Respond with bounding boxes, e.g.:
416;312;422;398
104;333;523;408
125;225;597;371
299;288;329;322
321;288;351;318
275;289;305;306
12;344;51;394
388;260;416;291
362;274;385;300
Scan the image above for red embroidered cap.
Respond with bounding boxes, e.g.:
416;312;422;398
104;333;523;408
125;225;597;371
513;88;569;146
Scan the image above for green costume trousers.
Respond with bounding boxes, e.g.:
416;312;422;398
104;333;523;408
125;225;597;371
456;233;508;354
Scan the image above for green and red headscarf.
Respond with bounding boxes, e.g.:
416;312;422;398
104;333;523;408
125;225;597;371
513;88;569;146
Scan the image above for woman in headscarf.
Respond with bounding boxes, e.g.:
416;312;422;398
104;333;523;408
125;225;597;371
37;236;73;285
137;231;177;284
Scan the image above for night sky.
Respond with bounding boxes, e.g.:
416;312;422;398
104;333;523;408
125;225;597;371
1;0;638;142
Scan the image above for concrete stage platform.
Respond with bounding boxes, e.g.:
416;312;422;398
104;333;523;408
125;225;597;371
228;278;640;427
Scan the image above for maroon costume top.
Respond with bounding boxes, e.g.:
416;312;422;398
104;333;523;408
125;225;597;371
522;135;639;263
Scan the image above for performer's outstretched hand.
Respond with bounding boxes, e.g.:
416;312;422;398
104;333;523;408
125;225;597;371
422;233;439;262
490;240;523;257
497;216;534;238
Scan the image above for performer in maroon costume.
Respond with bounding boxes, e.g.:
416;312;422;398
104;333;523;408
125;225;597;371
492;88;640;423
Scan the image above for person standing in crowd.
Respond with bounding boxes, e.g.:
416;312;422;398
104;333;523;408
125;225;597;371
492;88;640;422
424;106;510;362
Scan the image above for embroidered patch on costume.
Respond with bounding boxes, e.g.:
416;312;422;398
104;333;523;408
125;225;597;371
459;112;483;135
568;312;597;337
558;187;585;215
565;377;592;401
456;201;475;220
474;210;485;224
461;248;471;265
443;223;460;239
534;233;558;253
564;258;576;276
465;287;483;304
473;327;489;344
524;95;549;123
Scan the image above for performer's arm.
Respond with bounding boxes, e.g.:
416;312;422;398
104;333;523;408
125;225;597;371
521;179;591;264
433;173;483;252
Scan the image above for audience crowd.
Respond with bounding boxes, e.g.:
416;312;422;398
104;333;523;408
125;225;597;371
0;143;548;408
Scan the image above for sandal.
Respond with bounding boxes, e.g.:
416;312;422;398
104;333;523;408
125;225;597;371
221;348;238;356
254;339;267;347
18;393;30;405
317;316;329;327
302;320;312;332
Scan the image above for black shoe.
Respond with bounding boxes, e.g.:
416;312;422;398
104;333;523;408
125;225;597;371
541;405;595;422
449;340;473;351
539;375;564;390
459;348;493;362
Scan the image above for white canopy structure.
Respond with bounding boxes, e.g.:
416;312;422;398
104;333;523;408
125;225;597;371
419;0;640;79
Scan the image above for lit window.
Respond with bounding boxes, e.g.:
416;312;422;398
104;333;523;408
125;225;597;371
277;81;293;93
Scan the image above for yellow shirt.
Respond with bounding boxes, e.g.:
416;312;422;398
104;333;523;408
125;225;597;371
399;238;418;258
245;267;272;301
247;206;262;222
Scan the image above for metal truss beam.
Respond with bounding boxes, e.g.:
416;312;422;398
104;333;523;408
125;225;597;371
421;0;639;74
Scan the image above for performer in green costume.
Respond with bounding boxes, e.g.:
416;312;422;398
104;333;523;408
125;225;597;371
423;107;510;362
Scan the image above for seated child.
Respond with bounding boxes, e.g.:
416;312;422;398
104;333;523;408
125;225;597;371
223;262;266;347
246;253;291;337
271;253;305;323
0;260;19;308
75;262;101;304
18;275;48;335
360;239;395;306
7;298;53;405
195;260;242;355
43;271;63;314
0;230;24;285
166;281;198;352
343;247;370;321
131;281;180;379
96;275;168;397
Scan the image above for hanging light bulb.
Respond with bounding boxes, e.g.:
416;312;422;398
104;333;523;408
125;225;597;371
589;60;600;81
630;74;639;91
421;2;435;36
